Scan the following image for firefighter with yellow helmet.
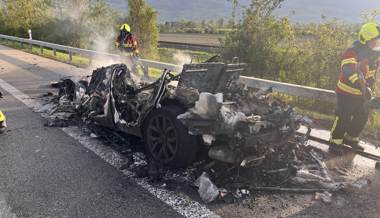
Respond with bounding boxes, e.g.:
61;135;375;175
116;23;139;56
330;22;380;151
0;91;6;134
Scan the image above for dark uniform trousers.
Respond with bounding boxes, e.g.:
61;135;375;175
330;93;369;141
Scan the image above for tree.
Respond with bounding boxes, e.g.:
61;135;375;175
2;0;49;36
222;0;289;79
127;0;159;59
45;0;118;49
217;18;225;28
222;0;357;113
227;0;239;27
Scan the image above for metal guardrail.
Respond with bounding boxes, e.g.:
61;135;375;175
0;34;182;73
239;76;336;103
158;41;221;52
0;34;336;102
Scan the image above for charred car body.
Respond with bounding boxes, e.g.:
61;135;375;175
55;61;305;167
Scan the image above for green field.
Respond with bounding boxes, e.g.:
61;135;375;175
159;33;223;46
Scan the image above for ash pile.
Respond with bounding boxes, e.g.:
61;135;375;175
39;60;367;204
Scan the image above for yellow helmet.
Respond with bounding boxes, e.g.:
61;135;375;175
120;23;131;32
359;22;380;44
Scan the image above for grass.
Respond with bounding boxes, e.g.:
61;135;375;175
274;92;380;135
148;68;164;79
0;39;89;67
159;33;222;46
158;47;215;64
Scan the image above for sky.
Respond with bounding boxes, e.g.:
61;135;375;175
107;0;380;23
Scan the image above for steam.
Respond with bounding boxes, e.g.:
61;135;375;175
92;32;116;53
173;51;192;67
55;0;118;53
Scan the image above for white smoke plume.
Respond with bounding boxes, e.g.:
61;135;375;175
54;0;118;52
173;51;192;66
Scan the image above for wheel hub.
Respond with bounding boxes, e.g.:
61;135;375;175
147;115;178;163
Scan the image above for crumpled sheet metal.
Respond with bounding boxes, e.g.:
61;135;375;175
177;90;300;166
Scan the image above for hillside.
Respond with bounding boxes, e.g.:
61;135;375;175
108;0;380;23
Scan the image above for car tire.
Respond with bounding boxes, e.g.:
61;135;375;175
143;105;199;168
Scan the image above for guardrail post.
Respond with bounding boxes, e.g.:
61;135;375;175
88;54;93;66
143;66;149;79
40;45;43;54
53;49;57;56
30;43;32;51
69;51;73;61
20;41;23;48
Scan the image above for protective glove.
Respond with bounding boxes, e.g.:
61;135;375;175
365;87;374;100
133;49;140;58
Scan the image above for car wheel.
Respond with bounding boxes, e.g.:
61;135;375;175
144;105;198;167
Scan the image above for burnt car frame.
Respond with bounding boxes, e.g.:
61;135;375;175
57;60;302;167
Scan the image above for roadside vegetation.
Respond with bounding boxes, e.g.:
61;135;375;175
219;0;380;134
0;0;158;59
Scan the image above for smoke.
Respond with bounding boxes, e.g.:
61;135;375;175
173;51;192;66
47;0;124;69
52;0;118;53
92;30;116;53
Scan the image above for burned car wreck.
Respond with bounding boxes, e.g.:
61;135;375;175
51;61;306;168
43;60;379;204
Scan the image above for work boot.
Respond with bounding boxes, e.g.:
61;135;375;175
328;139;346;155
343;139;364;151
343;134;364;151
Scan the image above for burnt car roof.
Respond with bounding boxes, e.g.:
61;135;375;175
178;62;247;94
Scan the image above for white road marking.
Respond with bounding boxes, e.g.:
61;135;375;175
0;78;220;218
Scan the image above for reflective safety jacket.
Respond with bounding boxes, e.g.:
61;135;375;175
336;41;380;96
116;31;139;53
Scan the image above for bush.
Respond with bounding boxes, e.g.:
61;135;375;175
221;0;357;112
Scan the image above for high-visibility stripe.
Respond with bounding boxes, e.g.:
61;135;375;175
344;133;359;142
366;70;376;79
337;80;362;95
0;111;5;122
330;117;339;133
348;73;359;83
330;117;343;145
341;58;357;68
330;138;343;145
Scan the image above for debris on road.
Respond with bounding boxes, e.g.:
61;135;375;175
250;187;327;193
349;178;371;189
376;162;380;170
195;172;220;203
314;191;333;203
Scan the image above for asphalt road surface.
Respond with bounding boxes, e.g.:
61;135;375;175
0;45;188;218
1;45;380;218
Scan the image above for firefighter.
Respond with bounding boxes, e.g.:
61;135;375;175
0;91;6;134
330;22;380;151
116;23;139;56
